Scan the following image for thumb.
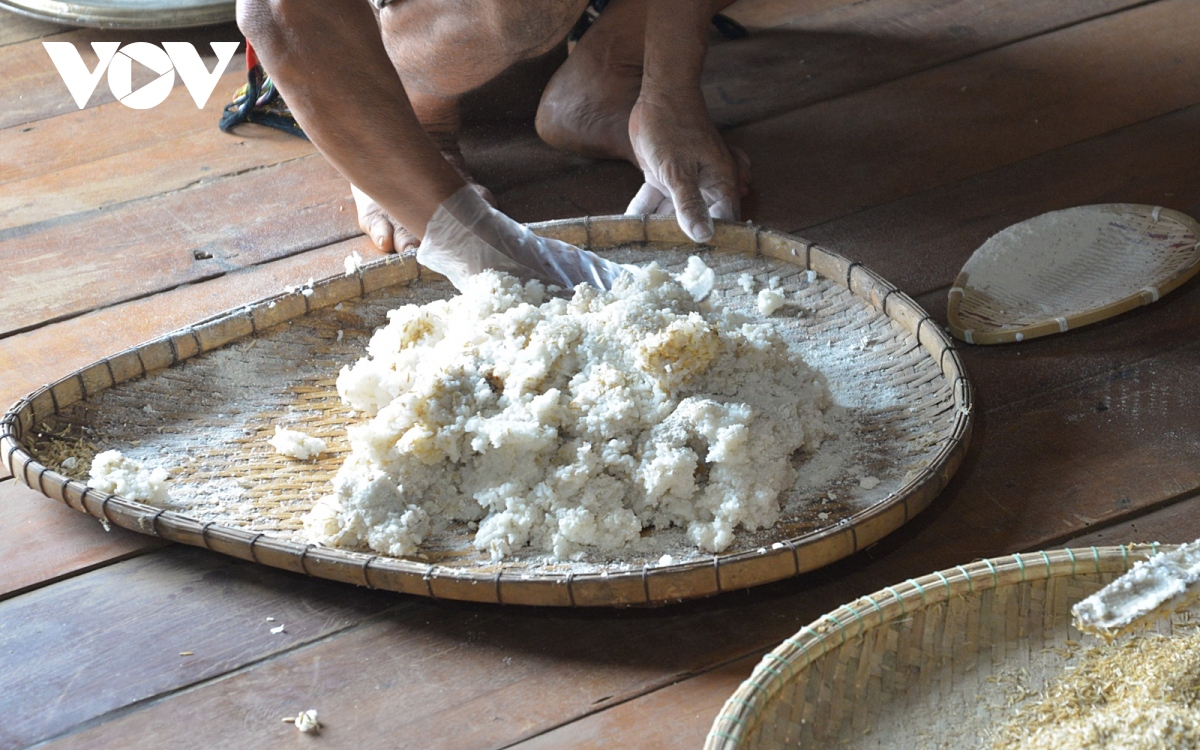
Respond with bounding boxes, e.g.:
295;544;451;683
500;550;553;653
663;166;713;243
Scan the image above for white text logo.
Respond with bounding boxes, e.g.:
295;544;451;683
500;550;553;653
43;41;240;110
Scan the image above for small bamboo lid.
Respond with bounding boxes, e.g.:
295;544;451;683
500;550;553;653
948;204;1200;345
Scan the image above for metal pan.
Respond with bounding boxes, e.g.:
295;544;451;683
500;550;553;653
0;0;234;30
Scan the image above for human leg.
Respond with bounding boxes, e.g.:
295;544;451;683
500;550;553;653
536;0;749;211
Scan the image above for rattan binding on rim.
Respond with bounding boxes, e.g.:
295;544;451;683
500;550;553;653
706;544;1174;748
948;204;1200;346
1;217;973;606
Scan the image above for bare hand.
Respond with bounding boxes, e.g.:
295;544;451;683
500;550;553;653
626;95;742;243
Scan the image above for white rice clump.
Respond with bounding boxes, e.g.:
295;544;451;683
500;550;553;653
304;260;831;561
268;426;327;460
87;449;171;505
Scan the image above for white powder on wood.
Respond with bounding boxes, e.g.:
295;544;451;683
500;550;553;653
87;449;171;505
304;260;832;561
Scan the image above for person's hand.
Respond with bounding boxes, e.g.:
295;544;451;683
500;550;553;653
353;134;497;255
418;185;627;292
625;94;743;243
353;184;420;253
353;178;496;255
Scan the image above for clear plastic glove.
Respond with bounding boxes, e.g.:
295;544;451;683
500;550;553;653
418;185;627;292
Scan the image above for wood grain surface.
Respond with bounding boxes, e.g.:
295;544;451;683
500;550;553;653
5;1;1200;747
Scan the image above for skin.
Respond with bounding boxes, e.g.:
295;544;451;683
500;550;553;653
237;0;744;253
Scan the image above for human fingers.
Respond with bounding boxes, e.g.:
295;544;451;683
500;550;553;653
701;168;740;222
626;182;667;216
395;226;420;254
362;212;395;252
352;185;393;250
707;195;737;222
661;164;714;243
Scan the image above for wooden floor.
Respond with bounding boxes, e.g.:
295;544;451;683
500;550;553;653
3;1;1200;747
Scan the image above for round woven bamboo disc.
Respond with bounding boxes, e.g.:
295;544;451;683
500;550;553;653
1;217;972;607
947;204;1200;345
706;544;1185;749
0;0;233;28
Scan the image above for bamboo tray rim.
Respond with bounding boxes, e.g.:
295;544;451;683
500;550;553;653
705;543;1173;749
947;204;1200;346
1;216;973;607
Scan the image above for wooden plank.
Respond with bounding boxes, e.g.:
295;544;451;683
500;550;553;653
495;0;1155;209
914;278;1200;416
0;24;242;130
5;7;1200;748
514;654;759;750
0;154;359;338
722;0;867;30
36;587;766;750
502;4;1200;237
504;345;1200;750
935;344;1200;553
1060;496;1200;549
0;0;1157;328
804;102;1200;300
0;10;69;47
0;238;382;410
705;0;1145;127
0;68;269;184
458;123;595;198
523;498;1200;750
0;117;313;230
500;160;641;222
0;241;377;577
729;0;1200;231
0;479;163;601
0;545;400;749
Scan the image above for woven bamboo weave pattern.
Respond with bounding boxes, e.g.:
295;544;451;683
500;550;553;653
706;545;1187;749
948;204;1200;345
1;217;972;606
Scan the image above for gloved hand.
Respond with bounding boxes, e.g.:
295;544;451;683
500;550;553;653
418;185;627;292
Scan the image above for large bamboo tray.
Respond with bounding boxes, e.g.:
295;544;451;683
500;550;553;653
1;217;972;606
706;545;1178;749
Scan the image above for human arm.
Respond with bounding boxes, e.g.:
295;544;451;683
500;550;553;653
236;0;623;290
626;0;742;243
237;0;464;237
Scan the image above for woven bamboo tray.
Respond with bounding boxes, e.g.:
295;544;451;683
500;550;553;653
948;204;1200;345
706;544;1184;749
1;217;972;607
